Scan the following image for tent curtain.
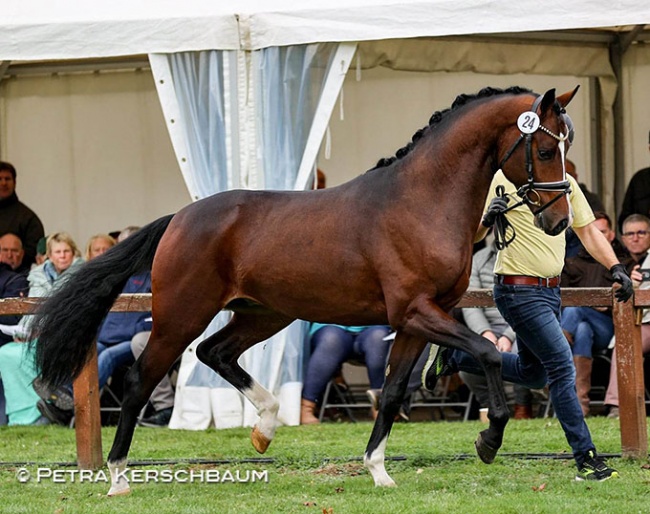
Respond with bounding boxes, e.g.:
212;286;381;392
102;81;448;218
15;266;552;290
149;42;343;430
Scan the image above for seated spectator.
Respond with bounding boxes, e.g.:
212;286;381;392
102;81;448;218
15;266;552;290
561;212;636;416
84;233;116;261
36;228;153;426
131;331;175;428
564;160;605;258
460;236;534;419
605;256;650;419
0;161;45;268
619;214;650;264
34;236;47;267
0;233;28;275
0;232;82;425
0;256;29;425
301;324;391;424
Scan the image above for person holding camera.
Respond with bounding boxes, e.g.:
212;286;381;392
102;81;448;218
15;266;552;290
604;214;650;418
561;212;636;416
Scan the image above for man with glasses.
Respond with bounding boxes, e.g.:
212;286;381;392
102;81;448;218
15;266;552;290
604;214;650;418
619;214;650;263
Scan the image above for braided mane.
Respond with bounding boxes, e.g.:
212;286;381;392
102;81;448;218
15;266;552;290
373;86;532;169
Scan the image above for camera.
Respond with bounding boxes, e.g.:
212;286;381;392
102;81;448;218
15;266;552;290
640;269;650;282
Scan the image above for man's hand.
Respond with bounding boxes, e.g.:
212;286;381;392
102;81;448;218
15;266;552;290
482;196;509;228
610;263;634;302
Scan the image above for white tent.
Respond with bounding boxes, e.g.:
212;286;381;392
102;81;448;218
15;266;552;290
1;2;649;429
3;0;650;57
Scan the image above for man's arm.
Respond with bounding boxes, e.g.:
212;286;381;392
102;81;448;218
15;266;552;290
573;222;619;269
574;221;633;302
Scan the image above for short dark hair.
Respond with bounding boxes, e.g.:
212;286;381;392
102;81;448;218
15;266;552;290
593;211;612;229
0;161;16;179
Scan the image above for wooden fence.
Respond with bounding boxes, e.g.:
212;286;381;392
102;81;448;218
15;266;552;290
0;288;647;468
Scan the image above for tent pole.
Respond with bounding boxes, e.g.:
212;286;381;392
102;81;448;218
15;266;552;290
293;43;357;191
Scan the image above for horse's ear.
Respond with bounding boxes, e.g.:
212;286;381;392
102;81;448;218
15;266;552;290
557;85;580;109
538;88;557;115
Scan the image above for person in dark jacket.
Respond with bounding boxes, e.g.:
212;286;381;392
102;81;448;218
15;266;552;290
0;162;45;268
617;130;650;231
561;211;636;416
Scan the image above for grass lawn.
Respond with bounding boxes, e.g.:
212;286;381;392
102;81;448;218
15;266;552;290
1;417;649;513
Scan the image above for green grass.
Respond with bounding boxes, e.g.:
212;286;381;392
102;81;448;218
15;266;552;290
1;418;649;513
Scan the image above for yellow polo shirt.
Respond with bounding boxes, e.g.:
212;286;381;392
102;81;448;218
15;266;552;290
486;172;594;278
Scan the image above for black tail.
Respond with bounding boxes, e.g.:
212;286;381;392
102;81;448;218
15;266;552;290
32;214;175;388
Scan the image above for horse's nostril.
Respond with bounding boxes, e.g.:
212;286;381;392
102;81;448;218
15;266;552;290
550;218;568;236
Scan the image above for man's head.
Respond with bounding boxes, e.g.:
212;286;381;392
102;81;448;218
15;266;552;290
0;161;17;201
622;213;650;261
0;233;24;270
592;211;615;244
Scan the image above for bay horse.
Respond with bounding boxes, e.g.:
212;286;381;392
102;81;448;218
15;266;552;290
32;85;578;495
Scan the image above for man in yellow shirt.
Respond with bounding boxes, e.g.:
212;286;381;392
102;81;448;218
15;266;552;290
424;171;632;481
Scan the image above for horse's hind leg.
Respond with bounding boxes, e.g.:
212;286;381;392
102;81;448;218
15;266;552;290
364;332;427;487
106;326;193;496
196;311;294;454
405;300;509;464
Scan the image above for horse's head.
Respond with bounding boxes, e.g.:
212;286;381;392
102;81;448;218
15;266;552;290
499;87;579;236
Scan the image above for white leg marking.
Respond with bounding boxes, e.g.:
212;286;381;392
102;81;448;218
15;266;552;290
364;437;396;487
107;458;130;496
243;382;279;441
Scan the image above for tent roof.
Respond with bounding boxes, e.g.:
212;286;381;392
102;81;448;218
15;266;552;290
3;0;650;60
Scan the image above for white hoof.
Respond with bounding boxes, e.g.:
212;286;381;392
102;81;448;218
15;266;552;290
107;459;130;497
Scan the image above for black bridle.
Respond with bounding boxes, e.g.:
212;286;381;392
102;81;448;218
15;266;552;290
493;96;574;249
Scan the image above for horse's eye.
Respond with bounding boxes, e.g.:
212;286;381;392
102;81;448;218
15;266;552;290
538;148;555;161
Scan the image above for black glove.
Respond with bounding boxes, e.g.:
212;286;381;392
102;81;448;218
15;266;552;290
610;263;633;302
482;196;509;228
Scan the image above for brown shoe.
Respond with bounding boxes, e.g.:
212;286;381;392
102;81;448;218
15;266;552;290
300;399;320;424
513;404;533;419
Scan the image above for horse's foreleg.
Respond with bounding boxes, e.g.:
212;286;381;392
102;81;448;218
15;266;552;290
196;312;293;454
404;298;509;462
107;332;186;496
364;332;427;487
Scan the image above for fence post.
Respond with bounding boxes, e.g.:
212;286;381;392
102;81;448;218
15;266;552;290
612;298;648;458
73;342;103;469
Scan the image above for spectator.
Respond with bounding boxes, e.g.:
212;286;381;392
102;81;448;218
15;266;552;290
460;236;534;420
564;160;605;258
0;233;27;275
604;217;650;419
0;161;45;268
0;256;29;425
36;228;153;426
301;324;391;424
618;130;650;231
619;214;650;264
0;232;82;425
561;212;636;416
34;236;47;267
84;234;116;261
132;332;175;428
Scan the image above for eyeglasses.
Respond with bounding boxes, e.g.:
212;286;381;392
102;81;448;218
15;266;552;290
622;230;650;238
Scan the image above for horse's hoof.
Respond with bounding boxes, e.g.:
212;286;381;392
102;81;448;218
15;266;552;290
474;432;498;464
107;485;131;497
251;426;272;454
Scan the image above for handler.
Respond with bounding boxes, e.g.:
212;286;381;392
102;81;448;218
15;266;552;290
423;168;632;481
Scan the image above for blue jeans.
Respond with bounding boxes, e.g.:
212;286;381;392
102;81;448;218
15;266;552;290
302;326;391;403
97;341;136;390
561;307;614;358
453;284;594;460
